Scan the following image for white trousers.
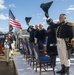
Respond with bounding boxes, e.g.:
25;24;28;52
11;41;15;50
5;48;9;62
57;38;70;67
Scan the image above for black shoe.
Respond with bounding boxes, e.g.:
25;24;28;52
56;64;65;74
56;69;65;74
62;67;69;75
6;62;9;65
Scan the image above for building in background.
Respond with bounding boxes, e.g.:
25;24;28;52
21;29;29;38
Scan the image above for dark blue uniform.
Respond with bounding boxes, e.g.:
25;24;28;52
49;21;73;43
47;25;57;54
47;24;57;67
34;29;39;43
49;21;73;59
27;26;35;43
56;22;73;42
37;28;47;50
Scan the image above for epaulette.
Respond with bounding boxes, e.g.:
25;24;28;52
71;38;74;45
67;22;74;26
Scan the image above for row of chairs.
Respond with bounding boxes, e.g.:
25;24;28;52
22;38;55;75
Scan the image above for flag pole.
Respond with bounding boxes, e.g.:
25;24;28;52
8;6;10;33
9;7;14;34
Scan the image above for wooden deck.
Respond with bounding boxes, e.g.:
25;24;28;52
13;54;74;75
0;49;74;75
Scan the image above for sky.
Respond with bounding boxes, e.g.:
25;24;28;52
0;0;74;32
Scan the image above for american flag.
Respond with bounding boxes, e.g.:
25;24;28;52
9;9;22;29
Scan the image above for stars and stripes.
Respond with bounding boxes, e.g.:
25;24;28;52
9;9;22;29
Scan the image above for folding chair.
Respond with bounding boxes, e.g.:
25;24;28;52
24;38;30;61
27;42;36;69
24;38;35;68
33;46;55;75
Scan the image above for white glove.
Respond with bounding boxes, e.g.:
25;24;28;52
34;38;37;43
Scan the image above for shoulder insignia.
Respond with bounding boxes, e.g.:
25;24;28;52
71;38;74;45
67;22;74;26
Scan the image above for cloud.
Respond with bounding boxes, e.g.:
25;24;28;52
0;0;7;10
43;22;46;25
36;13;42;16
70;17;72;19
0;13;8;20
66;11;70;14
53;19;59;23
67;8;74;10
70;5;74;8
0;27;4;30
36;13;42;19
37;16;40;18
67;5;74;11
43;17;47;20
9;4;15;8
0;27;8;32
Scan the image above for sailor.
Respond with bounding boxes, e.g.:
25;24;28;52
46;14;74;74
